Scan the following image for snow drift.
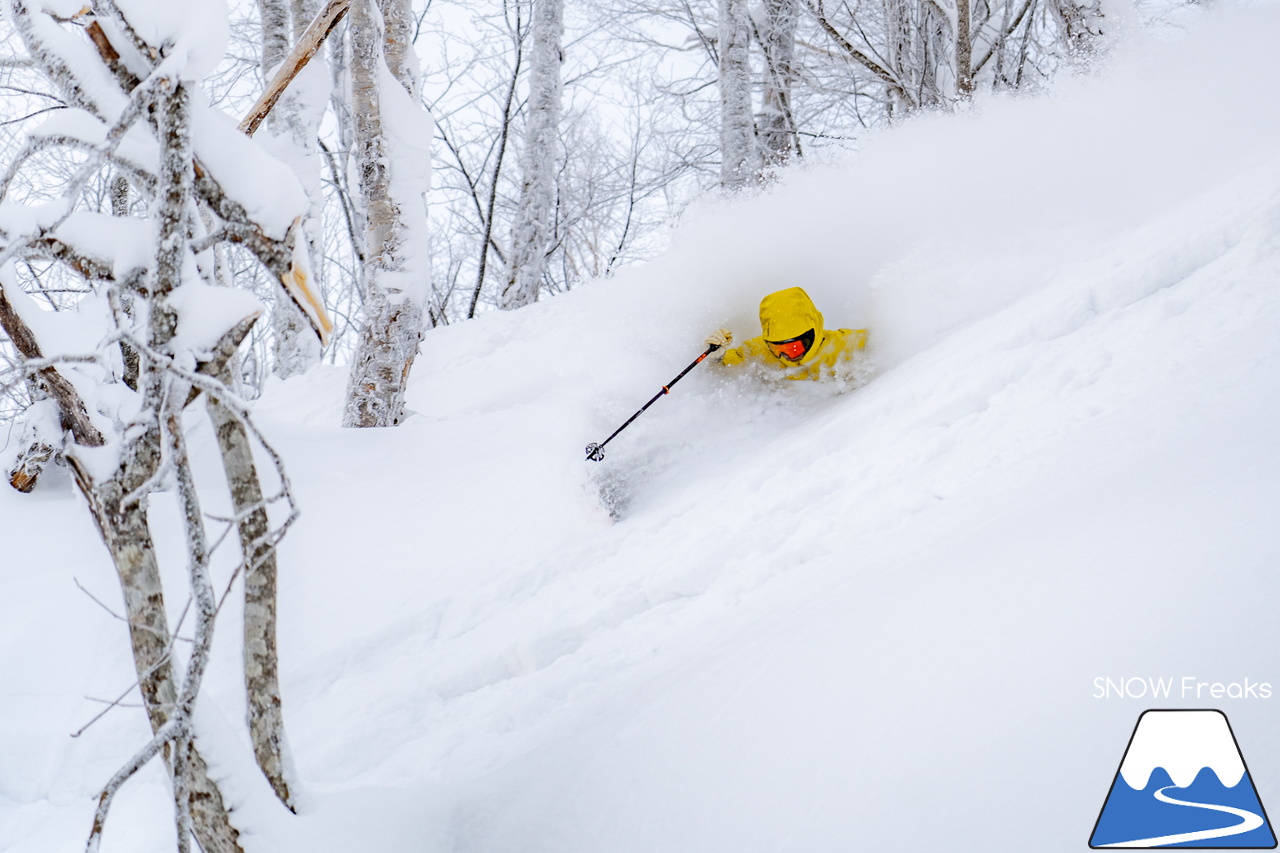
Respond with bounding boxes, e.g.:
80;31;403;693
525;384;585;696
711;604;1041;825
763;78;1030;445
5;4;1280;852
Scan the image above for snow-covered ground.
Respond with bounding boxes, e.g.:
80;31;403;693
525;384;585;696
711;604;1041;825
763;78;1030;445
6;4;1280;851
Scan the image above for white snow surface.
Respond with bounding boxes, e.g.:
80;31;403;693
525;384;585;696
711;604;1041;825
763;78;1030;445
23;2;130;120
6;5;1280;852
168;280;265;355
113;0;230;81
1119;711;1247;790
373;58;434;304
189;96;309;240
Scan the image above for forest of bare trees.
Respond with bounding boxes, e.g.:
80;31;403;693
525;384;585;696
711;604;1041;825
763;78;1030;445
0;0;1106;416
0;0;1109;848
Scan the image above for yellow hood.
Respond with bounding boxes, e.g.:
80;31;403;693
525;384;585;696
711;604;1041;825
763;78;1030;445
759;287;825;362
720;286;864;378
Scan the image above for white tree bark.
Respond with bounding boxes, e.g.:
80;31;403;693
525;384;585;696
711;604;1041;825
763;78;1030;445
378;0;420;97
500;0;563;311
3;4;327;845
759;0;798;170
718;0;756;189
259;0;292;72
207;344;295;811
342;0;432;427
263;0;326;378
74;75;244;853
956;0;974;96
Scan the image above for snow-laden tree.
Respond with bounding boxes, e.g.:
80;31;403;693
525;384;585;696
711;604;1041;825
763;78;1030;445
257;0;327;378
429;0;709;317
499;0;563;311
591;0;1104;200
341;0;432;428
1050;0;1105;64
809;0;1104;114
758;0;799;169
718;0;756;189
0;0;332;845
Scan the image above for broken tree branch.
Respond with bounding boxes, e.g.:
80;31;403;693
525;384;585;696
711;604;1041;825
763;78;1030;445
239;0;352;137
0;279;105;449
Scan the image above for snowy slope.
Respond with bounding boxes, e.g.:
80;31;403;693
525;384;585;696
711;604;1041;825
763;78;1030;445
6;5;1280;852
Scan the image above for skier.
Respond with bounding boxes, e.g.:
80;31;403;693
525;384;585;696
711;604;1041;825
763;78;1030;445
706;286;868;381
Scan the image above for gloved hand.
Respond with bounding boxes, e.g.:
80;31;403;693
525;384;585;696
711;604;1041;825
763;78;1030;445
705;328;732;348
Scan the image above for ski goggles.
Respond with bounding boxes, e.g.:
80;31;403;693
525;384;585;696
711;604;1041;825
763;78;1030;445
765;329;815;361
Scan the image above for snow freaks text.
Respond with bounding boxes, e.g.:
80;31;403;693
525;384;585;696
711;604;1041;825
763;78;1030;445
1093;677;1273;700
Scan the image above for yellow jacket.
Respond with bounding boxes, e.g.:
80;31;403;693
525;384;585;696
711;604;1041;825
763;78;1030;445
721;287;868;381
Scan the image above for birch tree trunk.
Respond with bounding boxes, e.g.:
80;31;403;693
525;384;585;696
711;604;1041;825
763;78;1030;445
342;0;431;427
6;1;320;844
259;0;292;73
110;177;142;391
956;0;974;96
70;76;243;853
378;0;419;95
500;0;564;311
759;0;798;170
923;3;953;107
263;0;325;378
882;0;914;116
718;0;756;189
328;6;362;261
75;466;243;853
207;354;294;811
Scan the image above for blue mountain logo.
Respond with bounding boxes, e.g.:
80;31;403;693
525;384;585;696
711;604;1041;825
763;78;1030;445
1091;709;1276;848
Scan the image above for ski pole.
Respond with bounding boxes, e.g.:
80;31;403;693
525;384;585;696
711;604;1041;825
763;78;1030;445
585;343;721;462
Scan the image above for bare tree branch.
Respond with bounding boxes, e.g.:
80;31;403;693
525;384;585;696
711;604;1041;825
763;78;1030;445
239;0;352;136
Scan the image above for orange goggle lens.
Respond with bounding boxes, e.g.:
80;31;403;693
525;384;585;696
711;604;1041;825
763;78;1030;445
769;339;807;359
766;330;814;360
